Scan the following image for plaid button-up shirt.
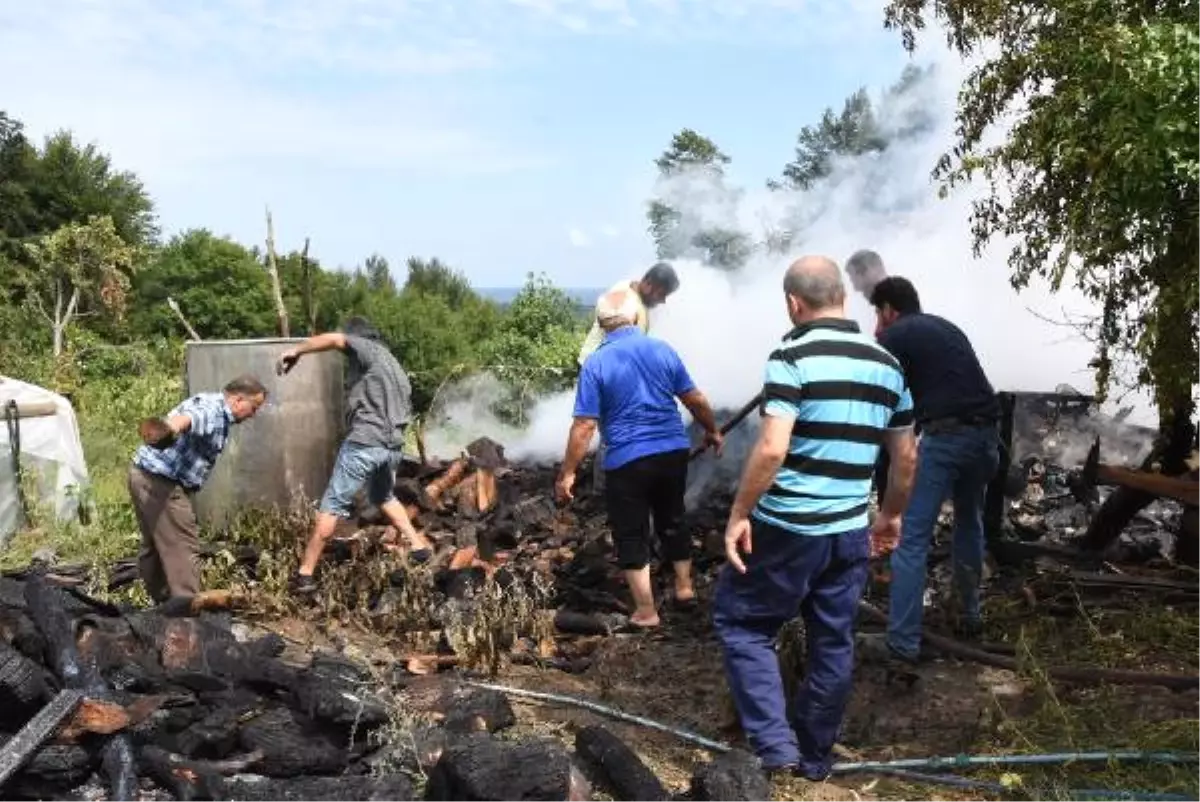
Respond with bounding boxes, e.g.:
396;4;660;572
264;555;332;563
133;393;235;490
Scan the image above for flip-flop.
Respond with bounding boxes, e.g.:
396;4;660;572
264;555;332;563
613;620;659;635
409;548;433;565
671;596;699;611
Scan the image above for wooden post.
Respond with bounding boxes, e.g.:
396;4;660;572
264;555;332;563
300;236;315;335
264;207;290;338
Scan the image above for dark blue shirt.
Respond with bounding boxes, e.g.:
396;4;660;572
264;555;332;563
877;312;999;425
573;327;695;470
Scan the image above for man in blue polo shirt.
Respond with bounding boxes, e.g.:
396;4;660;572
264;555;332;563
716;255;918;779
870;276;1001;663
556;286;722;629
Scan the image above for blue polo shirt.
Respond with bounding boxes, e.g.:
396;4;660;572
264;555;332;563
573;327;694;470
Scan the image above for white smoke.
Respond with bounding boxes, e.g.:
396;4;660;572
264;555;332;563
435;52;1159;466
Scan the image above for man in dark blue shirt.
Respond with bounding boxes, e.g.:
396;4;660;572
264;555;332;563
556;286;722;629
870;277;1001;666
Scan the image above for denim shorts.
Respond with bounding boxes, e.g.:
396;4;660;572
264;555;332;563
318;441;403;518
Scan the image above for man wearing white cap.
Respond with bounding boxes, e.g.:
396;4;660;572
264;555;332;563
577;262;681;494
556;285;722;629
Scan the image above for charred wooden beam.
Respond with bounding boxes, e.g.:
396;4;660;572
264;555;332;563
575;725;668;801
24;575;139;800
0;688;83;790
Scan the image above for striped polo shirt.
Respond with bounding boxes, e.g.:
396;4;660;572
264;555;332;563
754;317;914;536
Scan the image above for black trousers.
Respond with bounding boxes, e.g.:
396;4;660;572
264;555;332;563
605;449;690;570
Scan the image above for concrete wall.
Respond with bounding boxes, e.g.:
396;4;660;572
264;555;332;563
185;339;344;530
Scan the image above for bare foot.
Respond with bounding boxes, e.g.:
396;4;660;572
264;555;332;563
408;529;434;552
629;613;660;628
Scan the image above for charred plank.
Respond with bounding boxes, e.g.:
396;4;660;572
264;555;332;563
574;725;668;801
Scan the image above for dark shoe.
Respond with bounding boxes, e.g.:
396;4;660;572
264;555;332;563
289;572;319;596
409;548;433;565
954;618;984;642
857;633;920;686
763;763;831;783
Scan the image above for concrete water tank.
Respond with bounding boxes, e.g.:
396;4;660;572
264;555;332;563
184;339;344;529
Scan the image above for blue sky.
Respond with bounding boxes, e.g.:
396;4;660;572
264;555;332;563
1;0;915;287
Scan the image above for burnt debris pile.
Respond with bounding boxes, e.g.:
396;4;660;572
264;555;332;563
0;572;418;800
0;571;755;801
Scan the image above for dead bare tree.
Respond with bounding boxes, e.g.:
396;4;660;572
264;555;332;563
264;207;290;338
165;297;202;341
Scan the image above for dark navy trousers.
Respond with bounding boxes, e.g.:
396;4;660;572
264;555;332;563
713;519;869;777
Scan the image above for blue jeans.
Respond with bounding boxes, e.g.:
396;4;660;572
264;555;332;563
713;520;870;777
888;425;1000;659
318;441;403;518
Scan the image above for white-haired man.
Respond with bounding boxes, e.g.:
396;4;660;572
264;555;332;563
556;286;722;629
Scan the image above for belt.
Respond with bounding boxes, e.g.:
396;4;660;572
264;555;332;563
134;465;197;495
921;416;997;434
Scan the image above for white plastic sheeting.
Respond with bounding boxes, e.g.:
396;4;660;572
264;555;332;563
0;376;90;546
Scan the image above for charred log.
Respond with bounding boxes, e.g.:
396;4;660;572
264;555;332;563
424;733;589;801
574;725;668;801
690;750;770;801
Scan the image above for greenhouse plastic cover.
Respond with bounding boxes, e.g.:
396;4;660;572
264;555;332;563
0;375;90;546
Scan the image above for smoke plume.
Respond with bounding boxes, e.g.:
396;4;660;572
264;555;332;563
427;57;1158;468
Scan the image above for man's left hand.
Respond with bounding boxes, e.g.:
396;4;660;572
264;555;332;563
704;430;725;456
554;471;576;505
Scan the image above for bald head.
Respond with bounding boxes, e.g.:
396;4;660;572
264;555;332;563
784;256;846;312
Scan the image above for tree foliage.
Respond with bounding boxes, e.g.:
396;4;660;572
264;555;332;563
23;215;138;356
0;108;587;423
131;230;276;340
647;129;752;271
883;0;1199;430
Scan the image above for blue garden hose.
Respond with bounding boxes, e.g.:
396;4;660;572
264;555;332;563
832;749;1199;773
874;768;1194;801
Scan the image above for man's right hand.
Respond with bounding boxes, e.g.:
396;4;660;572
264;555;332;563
870;512;902;558
704;430;725;456
276;349;300;376
138;417;176;449
554;471;576;506
724;514;753;573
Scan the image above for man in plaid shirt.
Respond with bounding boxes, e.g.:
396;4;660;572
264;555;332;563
129;374;267;602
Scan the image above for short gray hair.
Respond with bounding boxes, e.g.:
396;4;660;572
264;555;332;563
784;256;845;310
596;287;640;330
845;249;885;276
224;374;267;398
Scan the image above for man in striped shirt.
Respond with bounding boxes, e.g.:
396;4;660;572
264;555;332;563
714;256;918;780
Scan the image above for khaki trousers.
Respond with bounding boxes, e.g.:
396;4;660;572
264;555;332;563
127;466;201;602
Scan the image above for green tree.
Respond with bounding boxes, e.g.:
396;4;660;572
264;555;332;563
479;274;582;405
403;256;476;310
22;215;138;357
131;230;276;340
30;131;157;249
773;89;887;192
771;66;936;193
364;253;396;295
647;129;752;271
885;0;1198;557
0;112;40;265
882;0;1198;439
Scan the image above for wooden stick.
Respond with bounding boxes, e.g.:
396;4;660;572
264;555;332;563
165;296;202;340
264;206;290;338
1095;464;1198;507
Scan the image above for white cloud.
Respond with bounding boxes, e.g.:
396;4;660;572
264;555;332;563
568;227;592;247
600;224;621;238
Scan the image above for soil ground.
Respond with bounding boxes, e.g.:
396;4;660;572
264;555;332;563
253;561;1199;802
